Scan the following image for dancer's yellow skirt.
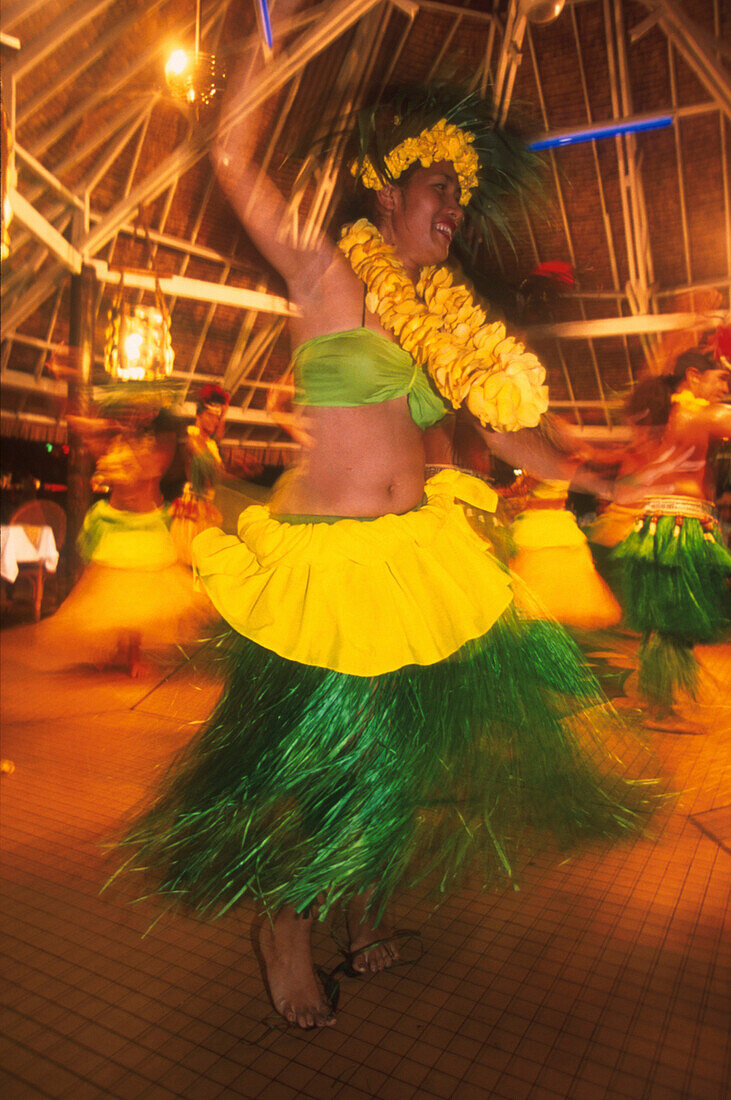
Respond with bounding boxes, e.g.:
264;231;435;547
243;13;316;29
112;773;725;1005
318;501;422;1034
587;503;639;548
193;469;513;676
21;502;216;668
510;509;621;630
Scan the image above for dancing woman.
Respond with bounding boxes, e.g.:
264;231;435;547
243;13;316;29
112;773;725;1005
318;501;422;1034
117;21;659;1029
29;392;214;676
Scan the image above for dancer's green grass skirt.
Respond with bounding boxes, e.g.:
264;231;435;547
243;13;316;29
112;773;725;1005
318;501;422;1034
613;515;731;642
613;514;731;707
116;610;661;922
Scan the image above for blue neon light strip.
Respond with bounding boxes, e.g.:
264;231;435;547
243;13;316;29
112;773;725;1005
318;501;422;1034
256;0;274;49
529;114;673;151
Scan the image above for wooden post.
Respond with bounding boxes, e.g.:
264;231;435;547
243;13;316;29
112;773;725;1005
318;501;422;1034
65;262;96;586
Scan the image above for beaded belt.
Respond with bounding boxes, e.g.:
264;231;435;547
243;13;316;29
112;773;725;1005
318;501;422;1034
640;496;716;521
635;496;719;540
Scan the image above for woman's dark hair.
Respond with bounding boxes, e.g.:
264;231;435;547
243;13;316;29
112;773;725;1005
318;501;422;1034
196;382;229;416
626;348;717;427
332;161;423;232
151;406;178;440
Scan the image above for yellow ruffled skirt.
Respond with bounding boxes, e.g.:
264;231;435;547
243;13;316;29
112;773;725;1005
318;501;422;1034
193;469;514;677
587;503;639;548
20;502;216;669
510;509;621;630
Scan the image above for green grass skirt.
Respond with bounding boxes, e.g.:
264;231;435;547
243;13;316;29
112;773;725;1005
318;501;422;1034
613;514;731;642
116;610;661;922
613;514;731;707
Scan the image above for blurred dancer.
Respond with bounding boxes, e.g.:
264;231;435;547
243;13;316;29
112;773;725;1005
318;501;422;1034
614;350;731;731
170;384;229;565
509;476;621;630
32;391;214;676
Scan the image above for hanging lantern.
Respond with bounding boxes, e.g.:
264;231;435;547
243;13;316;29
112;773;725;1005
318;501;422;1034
165;48;227;114
104;276;174;383
164;0;227;117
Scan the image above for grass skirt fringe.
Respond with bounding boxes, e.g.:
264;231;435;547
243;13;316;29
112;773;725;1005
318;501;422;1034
637;634;699;709
613;513;730;708
116;610;661;922
613;514;731;642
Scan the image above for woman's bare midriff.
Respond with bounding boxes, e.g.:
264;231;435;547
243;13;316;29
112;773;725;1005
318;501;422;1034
272;397;427;518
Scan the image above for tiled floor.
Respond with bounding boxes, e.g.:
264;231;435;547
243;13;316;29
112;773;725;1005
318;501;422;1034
1;618;729;1100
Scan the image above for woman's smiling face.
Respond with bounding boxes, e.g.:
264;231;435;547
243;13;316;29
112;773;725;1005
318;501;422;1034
389;161;464;274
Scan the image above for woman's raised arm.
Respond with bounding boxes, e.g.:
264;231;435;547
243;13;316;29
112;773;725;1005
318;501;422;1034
212;4;336;302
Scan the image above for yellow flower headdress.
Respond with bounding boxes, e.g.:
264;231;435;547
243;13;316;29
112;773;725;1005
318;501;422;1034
339;219;548;432
348;84;542;248
353;118;480;206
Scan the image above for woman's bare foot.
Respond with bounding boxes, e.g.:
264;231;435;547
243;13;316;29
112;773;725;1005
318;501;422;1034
259;908;335;1029
347;890;401;974
645;708;703;734
113;632;152;678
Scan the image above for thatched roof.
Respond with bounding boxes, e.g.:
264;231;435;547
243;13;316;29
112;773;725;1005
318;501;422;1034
2;0;729;455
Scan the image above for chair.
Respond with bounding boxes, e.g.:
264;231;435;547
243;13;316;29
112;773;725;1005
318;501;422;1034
7;500;67;621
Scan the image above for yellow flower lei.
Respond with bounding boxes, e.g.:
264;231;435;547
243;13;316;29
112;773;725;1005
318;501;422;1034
352;118;479;206
670;390;710;412
338;219;549;432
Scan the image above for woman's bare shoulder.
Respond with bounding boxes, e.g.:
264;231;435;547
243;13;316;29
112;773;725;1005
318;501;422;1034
290;248;366;334
674;402;731;441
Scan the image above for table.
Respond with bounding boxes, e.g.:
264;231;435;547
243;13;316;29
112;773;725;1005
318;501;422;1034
1;525;59;620
1;524;59;583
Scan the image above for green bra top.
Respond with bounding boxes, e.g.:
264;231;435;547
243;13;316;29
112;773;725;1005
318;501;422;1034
293;328;448;431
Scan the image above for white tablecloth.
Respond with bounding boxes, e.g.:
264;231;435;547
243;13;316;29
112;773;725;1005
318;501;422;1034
0;525;59;583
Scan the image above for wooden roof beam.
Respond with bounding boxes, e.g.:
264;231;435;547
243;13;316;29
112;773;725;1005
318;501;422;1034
27;0;229;159
9;191;82;273
83;0;384;259
25;100;152;211
15;143;86;211
5;0;116;81
88;259;296;316
526;22;609;426
0;371;297;432
526;308;728;340
3;1;377;335
2;0;48;30
16;0;169;127
644;0;731;120
605;0;658;374
494;1;527;126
